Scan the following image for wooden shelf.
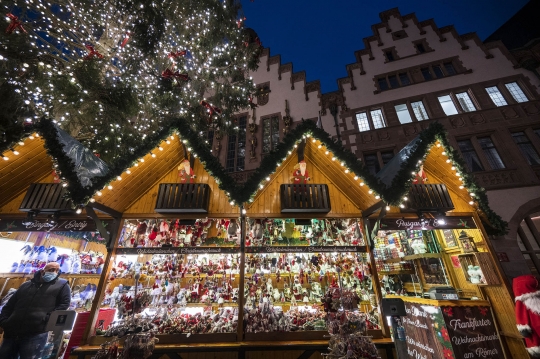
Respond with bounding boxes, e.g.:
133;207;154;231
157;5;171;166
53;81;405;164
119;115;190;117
378;270;415;275
382;257;403;263
402;253;442;261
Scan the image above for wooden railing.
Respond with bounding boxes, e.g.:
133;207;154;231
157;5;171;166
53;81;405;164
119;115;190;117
155;184;211;213
280;184;331;213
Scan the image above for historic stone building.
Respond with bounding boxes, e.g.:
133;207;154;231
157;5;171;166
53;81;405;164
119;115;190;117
216;7;540;282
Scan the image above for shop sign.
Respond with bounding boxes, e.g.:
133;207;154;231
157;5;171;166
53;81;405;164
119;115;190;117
380;216;476;231
402;302;447;359
115;247;240;255
441;305;503;359
0;218;112;232
245;246;366;253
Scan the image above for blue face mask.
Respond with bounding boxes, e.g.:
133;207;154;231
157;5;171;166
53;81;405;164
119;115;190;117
42;272;57;282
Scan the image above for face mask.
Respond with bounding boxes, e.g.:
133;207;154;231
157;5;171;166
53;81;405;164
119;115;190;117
42;272;57;282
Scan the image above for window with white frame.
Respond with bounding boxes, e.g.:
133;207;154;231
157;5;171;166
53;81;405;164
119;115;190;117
370;109;386;129
438;95;459;116
455;92;476;112
485;86;508;107
395;104;413;124
356;112;370;132
411;101;429;121
505;82;528;103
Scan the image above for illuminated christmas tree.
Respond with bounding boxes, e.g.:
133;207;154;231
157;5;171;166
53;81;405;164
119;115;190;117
1;0;261;163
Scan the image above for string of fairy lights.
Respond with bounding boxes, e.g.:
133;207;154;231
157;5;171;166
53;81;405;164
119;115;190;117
1;0;259;163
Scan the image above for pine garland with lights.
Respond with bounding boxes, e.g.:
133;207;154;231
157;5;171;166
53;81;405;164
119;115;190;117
36;117;506;235
1;0;261;163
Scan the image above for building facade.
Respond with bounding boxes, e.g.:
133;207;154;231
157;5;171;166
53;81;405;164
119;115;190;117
215;7;540;283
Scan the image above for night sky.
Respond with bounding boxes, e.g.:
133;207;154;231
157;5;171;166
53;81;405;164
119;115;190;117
241;0;529;93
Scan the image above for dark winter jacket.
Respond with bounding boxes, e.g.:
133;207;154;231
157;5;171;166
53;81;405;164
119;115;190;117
0;271;71;337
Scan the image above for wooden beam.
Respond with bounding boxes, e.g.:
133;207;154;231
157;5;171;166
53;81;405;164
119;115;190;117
79;219;124;345
85;206;110;242
237;205;246;342
296;350;316;359
362;200;384;218
88;202;122;219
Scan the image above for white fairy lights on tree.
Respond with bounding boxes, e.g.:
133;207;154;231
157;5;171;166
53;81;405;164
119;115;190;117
1;0;261;163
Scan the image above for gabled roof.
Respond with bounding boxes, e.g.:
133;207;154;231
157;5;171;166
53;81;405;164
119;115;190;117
375;122;506;234
0;119;507;234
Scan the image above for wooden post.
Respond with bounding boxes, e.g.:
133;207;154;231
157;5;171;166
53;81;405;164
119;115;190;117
363;217;391;338
79;219;124;345
237;205;246;342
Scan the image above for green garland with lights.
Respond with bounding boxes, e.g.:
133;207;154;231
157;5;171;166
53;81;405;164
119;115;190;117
36;118;507;235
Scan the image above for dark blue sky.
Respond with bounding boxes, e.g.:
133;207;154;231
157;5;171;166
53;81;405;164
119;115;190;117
241;0;529;93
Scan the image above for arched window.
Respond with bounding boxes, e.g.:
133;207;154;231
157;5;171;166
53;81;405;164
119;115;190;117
517;212;540;276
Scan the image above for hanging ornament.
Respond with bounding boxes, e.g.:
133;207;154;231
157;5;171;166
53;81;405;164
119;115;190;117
84;44;104;60
5;13;27;35
248;95;258;109
120;32;130;48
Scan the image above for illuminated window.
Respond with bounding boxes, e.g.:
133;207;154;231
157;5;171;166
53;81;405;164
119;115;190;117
505;82;528;102
485;86;508;107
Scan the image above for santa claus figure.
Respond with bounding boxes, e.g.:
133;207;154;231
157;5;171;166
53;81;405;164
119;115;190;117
514;275;540;357
293;160;310;184
178;159;195;183
412;164;428;184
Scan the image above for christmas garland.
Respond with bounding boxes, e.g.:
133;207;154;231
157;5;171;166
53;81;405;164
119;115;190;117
36;118;507;235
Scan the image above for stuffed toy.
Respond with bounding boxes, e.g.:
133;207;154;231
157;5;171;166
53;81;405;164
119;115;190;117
514;275;540;357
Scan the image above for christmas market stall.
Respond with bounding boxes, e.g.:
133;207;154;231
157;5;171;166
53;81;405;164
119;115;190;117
365;124;526;359
64;120;394;359
0;128;120;358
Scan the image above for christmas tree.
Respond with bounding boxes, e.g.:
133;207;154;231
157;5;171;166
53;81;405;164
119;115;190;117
1;0;261;164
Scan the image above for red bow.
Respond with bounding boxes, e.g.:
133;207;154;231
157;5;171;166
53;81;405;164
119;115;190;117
168;50;187;59
162;69;190;81
84;44;104;60
5;13;26;35
200;101;222;122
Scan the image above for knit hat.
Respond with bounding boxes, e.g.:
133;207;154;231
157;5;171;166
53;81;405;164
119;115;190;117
514;275;540;306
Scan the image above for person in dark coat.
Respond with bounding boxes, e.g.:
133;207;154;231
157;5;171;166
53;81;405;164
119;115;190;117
0;262;71;358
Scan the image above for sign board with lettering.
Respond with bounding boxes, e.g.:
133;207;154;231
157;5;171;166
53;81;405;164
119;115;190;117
441;305;503;359
402;302;451;359
380;217;476;231
115;246;240;255
245;246;366;253
0;218;113;232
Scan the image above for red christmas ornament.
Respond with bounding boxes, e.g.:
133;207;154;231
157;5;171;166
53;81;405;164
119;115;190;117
121;32;130;48
84;44;104;60
5;13;26;35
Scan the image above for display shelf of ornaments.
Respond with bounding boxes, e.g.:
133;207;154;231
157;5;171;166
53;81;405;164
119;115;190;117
119;217;366;248
457;252;500;285
94;249;381;342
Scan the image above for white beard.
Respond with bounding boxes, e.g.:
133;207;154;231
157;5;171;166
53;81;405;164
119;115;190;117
517;291;540;315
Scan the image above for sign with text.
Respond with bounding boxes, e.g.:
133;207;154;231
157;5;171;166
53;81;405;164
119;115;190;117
402;302;447;359
245;245;366;253
0;218;112;232
380;217;476;231
115;246;240;255
441;305;503;359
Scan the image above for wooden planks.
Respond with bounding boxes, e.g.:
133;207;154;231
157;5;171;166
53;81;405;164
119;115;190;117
19;183;73;212
155;184;211;213
0;137;54;208
280;184;331;213
407;184;454;212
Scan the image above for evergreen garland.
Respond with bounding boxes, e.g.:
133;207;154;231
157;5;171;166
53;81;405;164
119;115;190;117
35;118;507;235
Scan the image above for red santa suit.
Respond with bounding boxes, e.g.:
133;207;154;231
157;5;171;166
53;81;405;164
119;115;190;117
514;274;540;357
293;160;310;184
178;160;195;183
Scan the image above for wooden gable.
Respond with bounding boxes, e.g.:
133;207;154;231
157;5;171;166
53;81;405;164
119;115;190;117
386;143;478;214
246;138;378;218
0;137;53;210
123;155;239;218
